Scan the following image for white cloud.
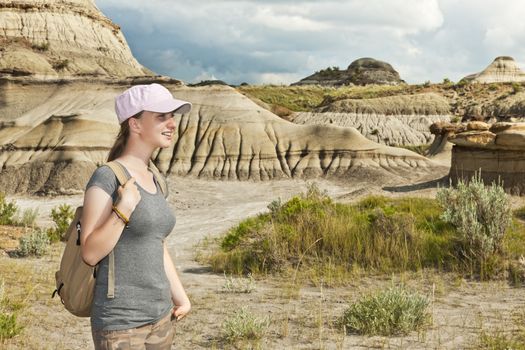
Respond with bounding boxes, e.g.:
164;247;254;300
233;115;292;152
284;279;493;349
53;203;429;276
95;0;525;85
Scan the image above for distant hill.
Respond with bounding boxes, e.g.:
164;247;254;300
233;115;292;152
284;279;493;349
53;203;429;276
462;56;525;84
292;57;405;86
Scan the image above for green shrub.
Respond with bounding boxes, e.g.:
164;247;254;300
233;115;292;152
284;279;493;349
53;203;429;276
0;280;23;342
0;193;18;225
0;313;22;341
436;174;511;276
15;229;50;257
47;204;74;243
222;307;269;342
341;285;430;336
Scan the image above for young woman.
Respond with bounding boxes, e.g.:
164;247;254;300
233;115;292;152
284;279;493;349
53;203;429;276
80;83;192;349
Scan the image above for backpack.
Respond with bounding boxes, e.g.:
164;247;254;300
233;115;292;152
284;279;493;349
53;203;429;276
52;160;168;317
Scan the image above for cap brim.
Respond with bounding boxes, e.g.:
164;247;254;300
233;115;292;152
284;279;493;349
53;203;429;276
143;98;192;115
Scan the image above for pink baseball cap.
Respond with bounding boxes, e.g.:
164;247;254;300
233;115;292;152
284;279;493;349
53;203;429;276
115;83;192;124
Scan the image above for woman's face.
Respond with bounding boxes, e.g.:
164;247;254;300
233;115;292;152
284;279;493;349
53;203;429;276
134;110;177;148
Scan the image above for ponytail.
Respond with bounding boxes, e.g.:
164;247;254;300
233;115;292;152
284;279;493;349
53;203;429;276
107;111;143;162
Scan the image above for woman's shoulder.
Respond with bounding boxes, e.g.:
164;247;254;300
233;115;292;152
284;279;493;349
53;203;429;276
85;164;119;196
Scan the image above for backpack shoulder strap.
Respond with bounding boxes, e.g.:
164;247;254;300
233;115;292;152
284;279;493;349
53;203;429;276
93;161;130;300
148;160;168;198
105;161;130;186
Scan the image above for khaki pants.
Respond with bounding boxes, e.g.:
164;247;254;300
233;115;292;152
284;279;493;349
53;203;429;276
92;312;176;350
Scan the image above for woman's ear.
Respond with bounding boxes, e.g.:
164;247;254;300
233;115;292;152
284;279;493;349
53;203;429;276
128;118;141;134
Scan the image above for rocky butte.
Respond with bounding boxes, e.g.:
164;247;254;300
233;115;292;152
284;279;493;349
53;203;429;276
0;0;442;195
292;57;405;86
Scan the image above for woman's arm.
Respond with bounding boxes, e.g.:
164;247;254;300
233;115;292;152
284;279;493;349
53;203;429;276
80;178;140;266
163;242;191;320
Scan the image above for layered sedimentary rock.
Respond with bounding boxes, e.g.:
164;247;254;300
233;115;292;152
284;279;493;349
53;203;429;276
0;0;152;78
0;80;440;195
446;121;525;194
292;57;404;86
462;56;525;84
292;93;451;146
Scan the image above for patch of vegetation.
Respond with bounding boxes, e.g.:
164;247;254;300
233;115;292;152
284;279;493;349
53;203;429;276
221;273;256;294
437;174;512;279
207;179;525;284
511;82;522;94
477;311;525;349
0;280;23;343
12;208;38;228
237;84;412;112
0;193;18;226
31;42;49;51
222;307;269;343
396;144;430;155
13;229;50;257
341;284;431;336
46;204;74;243
52;59;69;70
478;331;525;349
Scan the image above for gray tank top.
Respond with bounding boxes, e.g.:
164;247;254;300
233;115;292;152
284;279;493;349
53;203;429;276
85;164;176;331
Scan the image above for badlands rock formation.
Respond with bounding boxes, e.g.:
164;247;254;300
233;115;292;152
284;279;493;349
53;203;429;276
292;57;404;86
0;80;440;195
442;121;525;194
292;93;451;146
462;56;525;84
0;0;443;195
0;0;152;78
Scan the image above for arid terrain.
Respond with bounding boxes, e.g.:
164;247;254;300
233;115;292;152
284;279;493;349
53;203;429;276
2;167;525;349
2;1;525;349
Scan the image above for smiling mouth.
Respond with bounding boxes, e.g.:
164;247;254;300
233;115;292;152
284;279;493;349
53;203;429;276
161;132;172;137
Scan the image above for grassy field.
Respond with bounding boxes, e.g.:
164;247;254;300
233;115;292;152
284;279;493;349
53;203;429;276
237;82;525;120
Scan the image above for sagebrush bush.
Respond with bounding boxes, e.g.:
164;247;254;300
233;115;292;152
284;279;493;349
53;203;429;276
222;307;269;342
47;204;74;243
342;285;431;336
0;193;18;225
15;229;50;257
222;273;256;293
13;208;39;227
437;174;511;263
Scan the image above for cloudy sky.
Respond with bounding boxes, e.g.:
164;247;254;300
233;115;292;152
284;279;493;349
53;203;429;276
96;0;525;85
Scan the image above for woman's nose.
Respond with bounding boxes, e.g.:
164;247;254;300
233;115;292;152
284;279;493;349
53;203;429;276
167;116;176;129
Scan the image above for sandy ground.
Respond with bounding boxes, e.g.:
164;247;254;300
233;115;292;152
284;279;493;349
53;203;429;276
3;168;525;349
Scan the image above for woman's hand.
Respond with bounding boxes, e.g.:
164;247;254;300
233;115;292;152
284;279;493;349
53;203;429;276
172;302;191;321
115;177;141;217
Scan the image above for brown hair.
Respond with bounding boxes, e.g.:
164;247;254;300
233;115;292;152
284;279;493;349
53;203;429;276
107;111;143;162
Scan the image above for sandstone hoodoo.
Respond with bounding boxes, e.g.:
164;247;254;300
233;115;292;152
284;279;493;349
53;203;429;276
445;121;525;194
0;0;153;78
462;56;525;84
292;57;405;86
